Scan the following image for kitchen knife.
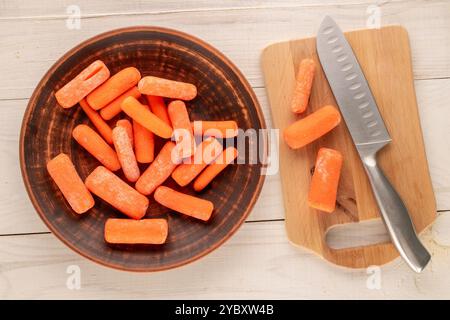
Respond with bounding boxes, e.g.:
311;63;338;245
316;16;430;273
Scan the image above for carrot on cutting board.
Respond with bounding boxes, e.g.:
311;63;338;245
283;105;341;149
116;119;133;146
135;141;180;195
168;100;195;158
193;147;238;192
138;76;197;101
192;120;238;138
72;124;121;171
79;99;113;144
87;67;141;110
85;166;148;219
308;148;343;213
100;86;141;120
171;137;223;187
146;95;171;126
55;60;110;109
47;153;94;214
104;219;168;245
121;96;173;139
133;113;155;164
112;126;140;182
291;58;316;114
154;186;214;221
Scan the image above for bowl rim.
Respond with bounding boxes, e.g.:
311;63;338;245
19;26;267;272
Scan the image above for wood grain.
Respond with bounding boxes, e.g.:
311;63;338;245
261;26;436;268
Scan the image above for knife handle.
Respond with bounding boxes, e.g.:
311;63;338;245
362;152;431;273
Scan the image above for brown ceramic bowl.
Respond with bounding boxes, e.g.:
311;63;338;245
20;27;266;271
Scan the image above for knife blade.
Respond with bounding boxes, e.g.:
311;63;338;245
316;16;430;273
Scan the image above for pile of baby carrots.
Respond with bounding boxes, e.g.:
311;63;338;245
284;58;343;213
48;60;239;245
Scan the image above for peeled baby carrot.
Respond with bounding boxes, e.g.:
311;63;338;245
100;86;141;120
112;126;140;182
192;120;238;138
85;166;148;219
291;58;316;114
79;99;113;144
171;137;223;187
87;67;141;110
308;148;343;213
193;147;238;192
121;96;173;139
135;141;180;195
283;105;341;149
55;60;110;109
138;76;197;101
154;186;214;221
116;119;133;146
146;95;171;126
104;219;168;245
47;153;94;214
168;100;195;158
72;124;121;171
133;117;155;163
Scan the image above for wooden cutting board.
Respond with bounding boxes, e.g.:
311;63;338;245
261;26;436;269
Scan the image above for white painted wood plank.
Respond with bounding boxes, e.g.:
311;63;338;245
0;219;450;299
0;0;449;100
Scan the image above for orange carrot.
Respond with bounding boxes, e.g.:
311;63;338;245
116;119;133;146
112;126;140;182
121;96;173;139
85;166;148;219
291;58;316;114
308;148;343;213
146;95;171;126
104;219;168;245
79;98;113;144
171;137;223;187
192;120;238;138
193;147;238;191
47;153;94;214
138;76;197;101
87;67;141;110
55;60;110;109
72;124;121;171
133;116;155;163
100;86;141;120
154;186;214;221
168;100;195;158
283;105;341;149
135;141;180;195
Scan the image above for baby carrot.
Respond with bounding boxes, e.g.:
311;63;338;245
85;166;148;219
283;105;341;149
168;100;195;158
171;137;223;187
192;120;238;138
104;219;168;245
112;126;140;182
146;95;171;126
116;119;133;146
100;86;141;120
154;186;214;221
193;147;238;192
291;58;316;114
138;76;197;101
121;96;173;139
308;148;343;213
47;153;94;214
133;117;155;163
135;141;180;195
79;98;113;144
72;124;121;171
55;60;110;109
87;67;141;110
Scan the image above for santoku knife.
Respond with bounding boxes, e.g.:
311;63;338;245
316;16;430;273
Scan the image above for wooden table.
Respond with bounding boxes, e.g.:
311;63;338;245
1;0;449;299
